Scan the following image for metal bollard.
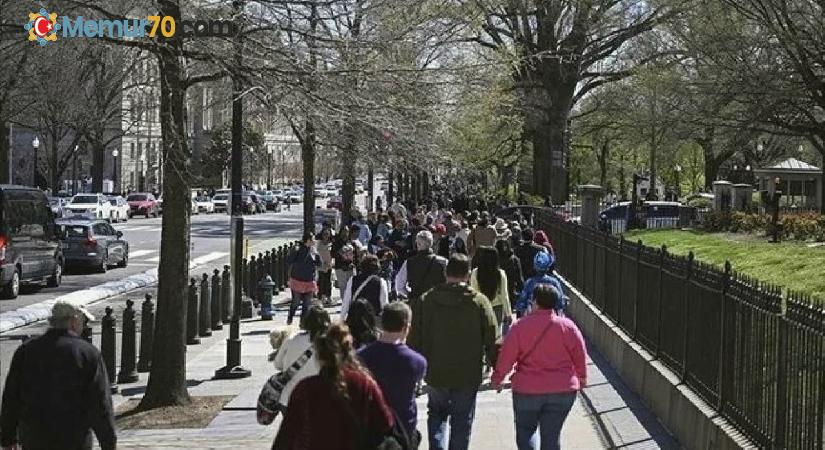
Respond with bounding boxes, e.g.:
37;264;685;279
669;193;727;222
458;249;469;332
137;294;154;373
270;248;280;294
264;250;272;278
258;275;276;320
187;278;200;345
248;255;258;304
101;306;119;393
117;299;139;384
280;245;289;290
199;273;212;337
241;257;248;298
221;265;231;323
211;269;223;330
81;323;93;344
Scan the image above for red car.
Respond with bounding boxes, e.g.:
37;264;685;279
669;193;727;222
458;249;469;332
326;196;343;211
126;193;160;218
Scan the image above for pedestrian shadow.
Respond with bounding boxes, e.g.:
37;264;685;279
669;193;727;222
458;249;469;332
119;379;205;397
478;381;511;393
242;330;271;336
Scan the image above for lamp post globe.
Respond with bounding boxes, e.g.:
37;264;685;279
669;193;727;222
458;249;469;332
31;137;40;189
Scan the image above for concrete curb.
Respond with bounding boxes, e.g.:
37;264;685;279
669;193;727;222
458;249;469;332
0;268;159;334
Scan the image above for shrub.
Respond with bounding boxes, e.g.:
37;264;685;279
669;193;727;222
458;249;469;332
701;211;824;242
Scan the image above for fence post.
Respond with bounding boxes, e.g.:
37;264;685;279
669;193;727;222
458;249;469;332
655;245;667;357
221;265;231;323
774;311;788;448
101;306;118;393
264;250;272;278
211;269;223;330
199;273;212;337
680;252;694;381
632;240;643;338
137;293;154;373
280;245;289;290
187;278;200;345
270;248;280;294
716;261;732;412
117;299;139;384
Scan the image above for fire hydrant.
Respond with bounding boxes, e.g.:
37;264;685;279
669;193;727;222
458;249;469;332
258;275;277;320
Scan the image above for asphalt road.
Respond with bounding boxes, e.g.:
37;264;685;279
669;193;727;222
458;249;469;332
0;203;305;315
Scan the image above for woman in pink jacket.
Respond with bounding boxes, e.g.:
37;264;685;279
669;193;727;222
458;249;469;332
491;284;587;450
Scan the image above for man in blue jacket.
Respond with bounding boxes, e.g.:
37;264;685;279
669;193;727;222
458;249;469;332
515;251;566;317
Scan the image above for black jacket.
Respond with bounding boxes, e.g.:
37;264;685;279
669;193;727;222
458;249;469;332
515;242;544;279
0;328;116;450
287;246;321;282
405;250;447;299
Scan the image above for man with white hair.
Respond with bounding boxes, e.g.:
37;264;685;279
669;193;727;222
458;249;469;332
1;301;116;450
395;230;448;301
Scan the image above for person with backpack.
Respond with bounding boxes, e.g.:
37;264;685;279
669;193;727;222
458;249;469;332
492;285;587;450
358;302;427;449
516;252;566;317
273;324;396;450
285;232;322;326
341;254;389;319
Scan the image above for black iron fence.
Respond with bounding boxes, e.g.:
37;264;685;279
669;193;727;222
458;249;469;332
535;210;824;449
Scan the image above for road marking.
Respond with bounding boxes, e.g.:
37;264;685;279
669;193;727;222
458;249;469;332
129;250;156;258
189;252;229;268
118;226;155;232
146;256;160;262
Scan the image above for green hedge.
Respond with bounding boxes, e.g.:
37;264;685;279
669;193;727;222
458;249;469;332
703;211;825;241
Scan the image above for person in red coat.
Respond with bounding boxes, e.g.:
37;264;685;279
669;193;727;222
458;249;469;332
273;323;395;450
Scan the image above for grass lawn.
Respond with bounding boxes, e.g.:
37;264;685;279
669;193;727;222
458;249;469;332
623;229;825;301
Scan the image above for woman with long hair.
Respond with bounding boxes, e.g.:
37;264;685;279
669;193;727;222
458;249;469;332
470;246;513;335
341;254;389;321
273;323;395;450
496;239;524;312
345;298;380;350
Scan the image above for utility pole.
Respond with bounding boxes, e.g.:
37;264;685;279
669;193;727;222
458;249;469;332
216;0;250;380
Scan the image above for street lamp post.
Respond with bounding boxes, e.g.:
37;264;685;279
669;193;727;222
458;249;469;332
32;137;39;188
674;164;682;200
266;146;272;190
72;145;79;195
112;149;119;194
139;153;146;192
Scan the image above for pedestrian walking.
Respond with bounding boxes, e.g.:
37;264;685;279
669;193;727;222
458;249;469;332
409;254;498;450
516;229;546;279
358;302;427;448
0;301;116;450
333;225;356;302
346;297;380;350
496;239;524;311
273;324;395;450
516;252;565;317
470;246;513;336
466;214;497;260
258;305;331;421
533;230;555;257
341;254;390;320
492;285;587;450
316;226;334;306
286;232;322;325
395;230;448;301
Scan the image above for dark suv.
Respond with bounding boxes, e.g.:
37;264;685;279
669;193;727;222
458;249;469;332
0;185;63;298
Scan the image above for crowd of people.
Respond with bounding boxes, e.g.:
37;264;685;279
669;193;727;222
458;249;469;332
269;194;589;450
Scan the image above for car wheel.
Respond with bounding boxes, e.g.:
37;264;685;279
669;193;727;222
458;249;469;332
47;261;62;287
97;254;108;273
1;268;20;299
117;251;128;268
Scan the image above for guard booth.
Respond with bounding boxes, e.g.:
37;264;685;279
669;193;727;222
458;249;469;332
754;158;823;213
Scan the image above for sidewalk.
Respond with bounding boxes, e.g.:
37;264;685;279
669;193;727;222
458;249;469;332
108;295;676;449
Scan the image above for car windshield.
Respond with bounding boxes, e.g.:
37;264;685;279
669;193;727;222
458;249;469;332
58;224;88;239
71;195;99;204
49;198;61;206
214;195;228;200
109;199;118;205
127;195;147;201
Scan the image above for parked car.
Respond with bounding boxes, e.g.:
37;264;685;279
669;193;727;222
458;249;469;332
355;181;364;194
56;218;129;273
285;190;302;204
249;193;266;214
195;196;215;213
212;194;229;213
190;191;200;215
156;195;163;215
326;196;343;211
239;194;256;214
126;193;159;218
256;190;281;211
108;196;130;222
64;193;113;221
271;189;285;202
0;185;63;298
314;187;325;198
48;197;67;218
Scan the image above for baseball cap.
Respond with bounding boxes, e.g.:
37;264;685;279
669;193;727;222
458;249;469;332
50;301;95;322
533;251;555;272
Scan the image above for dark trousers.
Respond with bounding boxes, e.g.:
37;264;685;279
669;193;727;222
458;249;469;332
513;391;576;450
287;290;312;325
317;270;332;298
427;386;478;450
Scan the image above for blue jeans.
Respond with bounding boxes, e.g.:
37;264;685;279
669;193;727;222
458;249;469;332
513;391;577;450
427;387;478;450
287;290;312;325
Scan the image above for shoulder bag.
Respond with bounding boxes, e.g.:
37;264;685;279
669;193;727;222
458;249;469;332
256;345;314;425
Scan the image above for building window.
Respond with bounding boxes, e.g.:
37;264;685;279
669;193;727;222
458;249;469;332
130;142;135;159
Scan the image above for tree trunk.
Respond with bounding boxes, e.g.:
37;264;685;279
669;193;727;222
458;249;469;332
341;141;356;225
598;140;609;191
0;120;9;185
91;139;104;193
531;117;568;202
301;120;315;234
387;168;394;205
139;2;192;409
